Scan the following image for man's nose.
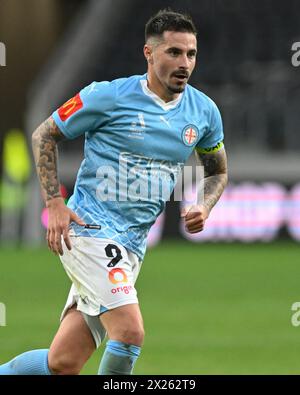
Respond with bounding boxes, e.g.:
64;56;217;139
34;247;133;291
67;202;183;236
179;55;190;69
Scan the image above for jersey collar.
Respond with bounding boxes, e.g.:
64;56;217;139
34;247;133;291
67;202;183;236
140;78;183;111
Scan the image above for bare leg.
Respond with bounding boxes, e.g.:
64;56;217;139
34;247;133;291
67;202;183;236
100;303;144;346
48;305;96;375
97;304;144;375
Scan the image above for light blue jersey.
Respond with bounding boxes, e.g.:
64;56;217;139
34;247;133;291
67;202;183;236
52;74;224;260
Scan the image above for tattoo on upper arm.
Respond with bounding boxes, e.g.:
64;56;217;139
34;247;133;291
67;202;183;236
32;117;65;202
197;148;228;177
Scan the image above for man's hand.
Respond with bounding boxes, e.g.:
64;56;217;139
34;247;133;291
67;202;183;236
181;205;209;234
46;197;85;255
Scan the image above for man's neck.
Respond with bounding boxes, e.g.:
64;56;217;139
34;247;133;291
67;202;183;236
146;74;179;103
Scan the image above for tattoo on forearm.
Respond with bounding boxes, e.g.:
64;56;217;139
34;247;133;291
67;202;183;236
203;174;228;213
32;117;65;202
197;148;228;213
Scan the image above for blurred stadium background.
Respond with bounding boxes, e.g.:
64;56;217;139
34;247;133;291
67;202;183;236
1;0;300;374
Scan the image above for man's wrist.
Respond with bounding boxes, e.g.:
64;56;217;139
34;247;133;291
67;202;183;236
201;203;210;217
46;195;64;208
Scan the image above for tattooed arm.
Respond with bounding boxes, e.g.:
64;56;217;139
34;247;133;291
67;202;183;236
32;116;64;202
181;147;228;234
198;147;228;214
32;116;85;255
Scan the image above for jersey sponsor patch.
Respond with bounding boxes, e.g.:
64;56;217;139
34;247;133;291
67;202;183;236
196;140;224;154
58;93;83;121
182;124;199;146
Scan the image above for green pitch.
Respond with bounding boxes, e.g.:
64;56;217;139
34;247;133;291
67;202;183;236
0;241;300;374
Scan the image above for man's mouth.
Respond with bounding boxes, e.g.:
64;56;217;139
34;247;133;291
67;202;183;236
172;72;189;81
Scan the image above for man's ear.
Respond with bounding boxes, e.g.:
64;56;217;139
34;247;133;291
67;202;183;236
144;44;154;64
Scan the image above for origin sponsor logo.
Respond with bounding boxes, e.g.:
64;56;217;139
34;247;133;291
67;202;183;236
108;268;128;284
111;285;133;295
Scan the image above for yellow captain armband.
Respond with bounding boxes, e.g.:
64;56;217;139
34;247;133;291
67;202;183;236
195;141;224;154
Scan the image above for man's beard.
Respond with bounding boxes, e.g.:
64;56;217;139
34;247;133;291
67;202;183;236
166;83;186;94
167;70;189;94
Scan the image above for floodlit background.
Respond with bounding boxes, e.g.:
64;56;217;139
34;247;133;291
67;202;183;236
1;0;300;374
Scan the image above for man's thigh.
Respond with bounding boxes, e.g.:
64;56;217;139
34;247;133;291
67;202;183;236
100;303;144;346
48;305;96;373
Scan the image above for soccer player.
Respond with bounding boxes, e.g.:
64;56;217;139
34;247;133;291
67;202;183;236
0;9;227;375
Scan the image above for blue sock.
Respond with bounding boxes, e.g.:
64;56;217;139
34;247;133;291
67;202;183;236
0;349;51;375
98;340;141;375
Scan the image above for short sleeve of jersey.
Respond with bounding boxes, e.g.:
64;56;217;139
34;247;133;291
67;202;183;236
196;99;224;154
52;81;116;139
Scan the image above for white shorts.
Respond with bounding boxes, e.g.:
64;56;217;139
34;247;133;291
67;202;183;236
59;235;142;348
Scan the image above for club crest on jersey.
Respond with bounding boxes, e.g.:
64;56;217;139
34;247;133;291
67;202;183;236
182;124;199;146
